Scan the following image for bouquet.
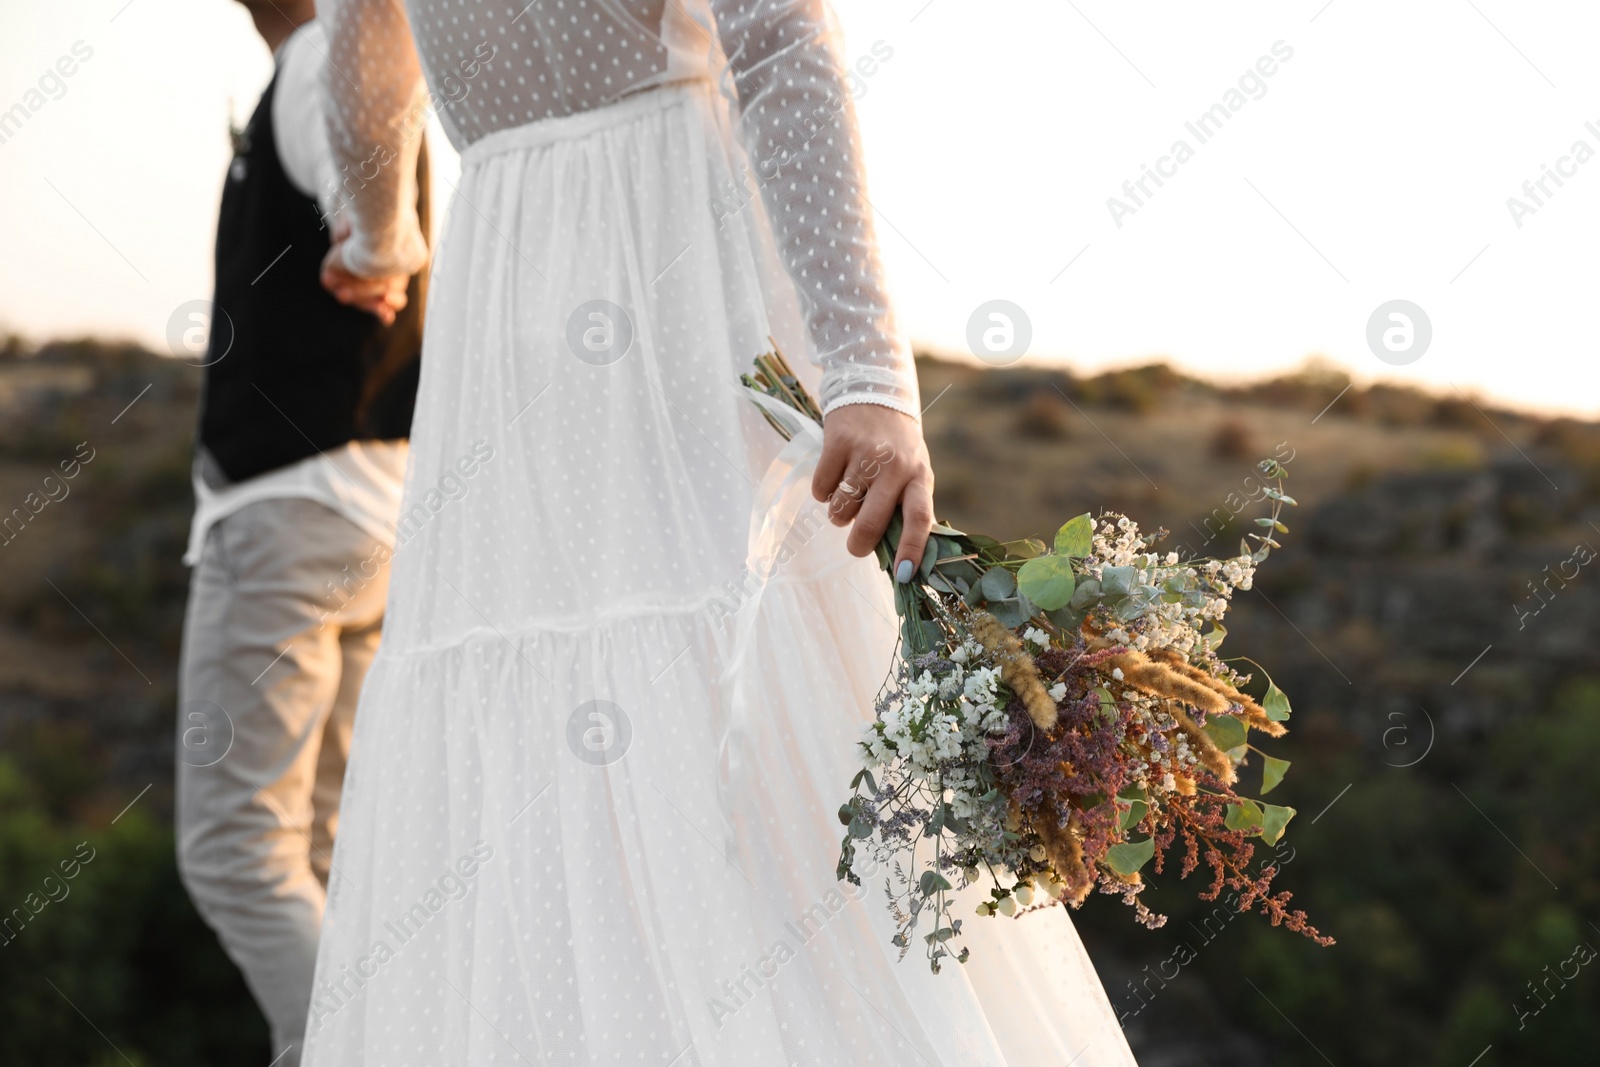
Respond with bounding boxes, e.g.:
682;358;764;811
744;348;1332;973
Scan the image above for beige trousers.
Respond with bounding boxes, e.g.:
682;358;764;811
176;498;391;1067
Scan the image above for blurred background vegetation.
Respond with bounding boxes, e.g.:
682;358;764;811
2;337;1598;1064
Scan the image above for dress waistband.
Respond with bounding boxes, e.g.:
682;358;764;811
458;79;712;165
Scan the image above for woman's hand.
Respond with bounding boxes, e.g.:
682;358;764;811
320;217;413;325
812;403;934;583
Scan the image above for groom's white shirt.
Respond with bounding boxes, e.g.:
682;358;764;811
184;20;409;566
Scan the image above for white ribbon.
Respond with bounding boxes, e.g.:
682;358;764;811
716;389;826;851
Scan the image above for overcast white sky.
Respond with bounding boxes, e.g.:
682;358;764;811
2;1;1597;416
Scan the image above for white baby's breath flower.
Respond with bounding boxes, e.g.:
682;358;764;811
1048;681;1067;701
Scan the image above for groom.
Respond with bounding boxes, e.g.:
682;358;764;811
174;2;429;1065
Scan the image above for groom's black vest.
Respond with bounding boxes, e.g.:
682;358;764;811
198;71;430;482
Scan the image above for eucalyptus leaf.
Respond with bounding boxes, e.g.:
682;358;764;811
1119;796;1149;831
919;536;940;579
1003;538;1048;560
1260;803;1296;845
1046;605;1085;630
1017;555;1076;611
1114;597;1146;622
1093;686;1118;721
1203;624;1227;651
943;559;983;586
1224;799;1264;834
1105;837;1156;877
979;566;1017;600
1069;577;1102;610
987;598;1028;628
1262;681;1292;722
1054;513;1095;557
930;521;965;536
1101;565;1136;597
1203;714;1247;752
918;870;953;895
838;843;858;885
1261;755;1290;795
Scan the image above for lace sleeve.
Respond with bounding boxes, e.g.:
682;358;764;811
711;0;920;420
320;0;431;277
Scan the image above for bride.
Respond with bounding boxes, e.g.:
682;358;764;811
308;0;1136;1063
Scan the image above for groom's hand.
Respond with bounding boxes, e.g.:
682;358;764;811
320;217;413;325
812;403;935;583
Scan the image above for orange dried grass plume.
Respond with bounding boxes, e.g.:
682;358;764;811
1082;622;1268;785
1034;810;1093;905
1147;648;1286;738
969;611;1058;730
1101;649;1230;715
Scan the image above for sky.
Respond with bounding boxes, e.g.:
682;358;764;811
2;1;1599;417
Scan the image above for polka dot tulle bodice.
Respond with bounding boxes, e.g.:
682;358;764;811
323;0;919;417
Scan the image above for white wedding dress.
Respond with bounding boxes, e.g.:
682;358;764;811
305;2;1137;1064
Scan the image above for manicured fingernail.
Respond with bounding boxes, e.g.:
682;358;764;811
895;559;914;583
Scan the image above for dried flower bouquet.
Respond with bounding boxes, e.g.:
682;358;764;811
743;349;1331;973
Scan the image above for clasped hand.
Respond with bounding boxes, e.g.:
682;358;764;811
320;217;412;326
